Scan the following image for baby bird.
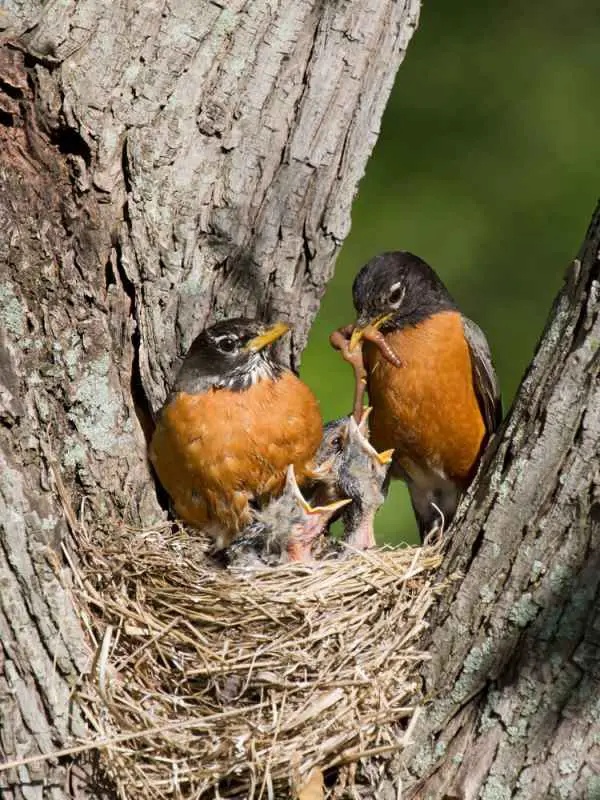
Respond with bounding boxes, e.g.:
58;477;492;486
226;465;350;568
310;331;392;550
335;411;392;549
313;410;393;550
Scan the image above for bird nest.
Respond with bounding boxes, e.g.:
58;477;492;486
68;522;446;799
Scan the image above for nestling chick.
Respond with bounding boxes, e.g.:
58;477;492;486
312;410;393;550
336;411;393;549
226;465;350;568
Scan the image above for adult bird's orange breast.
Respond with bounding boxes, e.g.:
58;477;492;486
365;310;485;485
150;371;322;539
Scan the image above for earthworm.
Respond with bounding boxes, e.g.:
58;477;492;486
329;329;367;423
361;325;402;368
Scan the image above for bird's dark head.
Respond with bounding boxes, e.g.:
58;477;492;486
172;317;289;395
350;252;456;349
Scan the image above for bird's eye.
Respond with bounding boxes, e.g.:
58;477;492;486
388;285;405;306
218;337;237;352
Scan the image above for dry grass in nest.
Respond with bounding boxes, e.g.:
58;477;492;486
65;523;446;799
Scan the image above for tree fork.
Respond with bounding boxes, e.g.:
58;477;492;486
2;2;598;797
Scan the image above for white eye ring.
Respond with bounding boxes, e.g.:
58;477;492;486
215;335;237;352
388;282;405;309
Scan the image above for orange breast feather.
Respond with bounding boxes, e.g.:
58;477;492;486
365;311;485;484
150;372;322;536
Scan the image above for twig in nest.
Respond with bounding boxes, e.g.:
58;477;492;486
61;524;448;799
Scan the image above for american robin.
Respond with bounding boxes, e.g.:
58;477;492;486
339;251;502;539
226;465;351;567
150;318;323;546
315;409;392;550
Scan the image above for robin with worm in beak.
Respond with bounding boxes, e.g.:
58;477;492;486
337;251;502;539
150;318;323;547
226;465;351;567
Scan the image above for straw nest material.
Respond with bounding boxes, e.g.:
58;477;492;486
69;522;446;799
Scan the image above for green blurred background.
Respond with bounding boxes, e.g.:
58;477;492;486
301;0;599;545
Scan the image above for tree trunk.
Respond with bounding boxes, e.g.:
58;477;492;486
391;207;600;799
0;1;420;796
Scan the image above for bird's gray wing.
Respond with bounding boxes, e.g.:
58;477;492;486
462;315;502;437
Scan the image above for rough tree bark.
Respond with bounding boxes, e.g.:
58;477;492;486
0;1;420;797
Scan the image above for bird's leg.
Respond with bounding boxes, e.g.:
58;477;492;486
329;327;368;423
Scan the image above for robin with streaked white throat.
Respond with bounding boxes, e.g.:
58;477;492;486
150;318;323;547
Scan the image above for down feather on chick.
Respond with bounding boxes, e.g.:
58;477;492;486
226;465;350;568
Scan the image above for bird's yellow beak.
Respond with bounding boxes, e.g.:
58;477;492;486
349;313;393;352
285;464;351;515
245;321;290;352
304;496;352;516
376;448;394;465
